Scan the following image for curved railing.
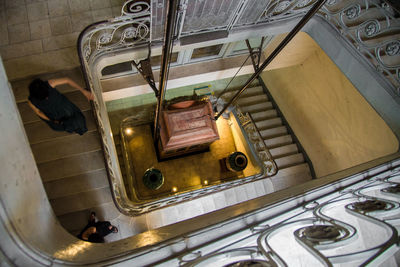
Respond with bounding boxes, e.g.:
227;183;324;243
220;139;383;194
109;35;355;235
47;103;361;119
178;164;400;266
3;51;400;264
78;0;400;215
321;0;400;101
117;106;274;214
78;1;153;215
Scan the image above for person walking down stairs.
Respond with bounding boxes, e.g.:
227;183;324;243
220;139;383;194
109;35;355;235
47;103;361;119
77;212;118;243
28;78;93;135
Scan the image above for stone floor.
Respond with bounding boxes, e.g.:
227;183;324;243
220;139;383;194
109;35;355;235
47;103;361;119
0;0;125;81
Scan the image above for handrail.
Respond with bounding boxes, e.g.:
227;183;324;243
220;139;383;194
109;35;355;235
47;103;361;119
215;54;251;103
215;0;327;120
242;110;278;176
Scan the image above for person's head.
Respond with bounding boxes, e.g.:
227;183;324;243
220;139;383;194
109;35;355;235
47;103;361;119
29;79;49;100
108;225;118;233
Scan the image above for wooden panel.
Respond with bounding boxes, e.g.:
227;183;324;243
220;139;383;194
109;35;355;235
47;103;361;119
159;101;219;152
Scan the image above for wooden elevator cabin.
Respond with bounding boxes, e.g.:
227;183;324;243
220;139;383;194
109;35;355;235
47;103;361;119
157;99;220;159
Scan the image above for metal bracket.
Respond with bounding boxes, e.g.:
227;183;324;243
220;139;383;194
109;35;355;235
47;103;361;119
245;37;265;71
131;44;159;96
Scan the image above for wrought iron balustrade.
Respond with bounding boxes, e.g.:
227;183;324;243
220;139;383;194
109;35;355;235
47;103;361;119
321;0;400;98
78;0;400;215
178;164;400;266
236;109;278;177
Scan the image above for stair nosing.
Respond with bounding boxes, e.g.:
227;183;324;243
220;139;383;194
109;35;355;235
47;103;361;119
265;141;293;150
271;150;299;160
28;128;98;146
50;186;113;216
42;167;107;183
21;106;93;124
254;118;283;131
47;181;111;201
275;154;305;169
35;148;104;165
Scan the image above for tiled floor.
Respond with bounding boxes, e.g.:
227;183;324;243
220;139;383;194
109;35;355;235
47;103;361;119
0;0;125;80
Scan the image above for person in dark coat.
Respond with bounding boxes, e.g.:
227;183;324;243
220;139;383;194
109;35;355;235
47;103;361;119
28;78;93;135
77;212;118;243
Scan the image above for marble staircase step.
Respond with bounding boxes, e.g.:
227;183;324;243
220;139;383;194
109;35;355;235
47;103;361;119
255;117;282;130
31;130;102;163
50;187;114;216
239;101;273;114
241;86;264;96
263;134;293;149
250;109;278;121
57;201;121;234
259;125;288;139
44;169;109;199
37;150;105;182
274;153;305;169
11;67;85;103
18;90;92;124
221;86;264;100
24;110;96;144
237;94;269;107
269;144;299;158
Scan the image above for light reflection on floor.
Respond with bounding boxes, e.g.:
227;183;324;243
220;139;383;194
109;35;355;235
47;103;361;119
122;117;260;201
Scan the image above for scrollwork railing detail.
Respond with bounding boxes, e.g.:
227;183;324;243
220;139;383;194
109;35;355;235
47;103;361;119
236;108;278;177
261;0;319;21
181;164;400;266
322;0;400;97
78;0;399;216
78;2;152;215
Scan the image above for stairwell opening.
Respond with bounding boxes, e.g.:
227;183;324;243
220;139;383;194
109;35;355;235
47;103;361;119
109;76;265;204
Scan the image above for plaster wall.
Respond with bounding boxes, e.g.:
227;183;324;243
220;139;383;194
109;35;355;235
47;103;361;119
0;57;78;265
264;32;319;69
261;39;399;177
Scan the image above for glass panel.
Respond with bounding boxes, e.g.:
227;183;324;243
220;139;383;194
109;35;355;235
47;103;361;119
231;37;266;55
101;61;133;76
151;0;166;41
191;44;223;60
150;52;179;68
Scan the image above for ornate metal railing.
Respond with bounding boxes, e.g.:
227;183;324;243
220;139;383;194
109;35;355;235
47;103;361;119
321;0;400;98
236;109;278;176
78;0;399;215
78;0;153;214
154;0;399;96
116;107;275;214
178;164;400;266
